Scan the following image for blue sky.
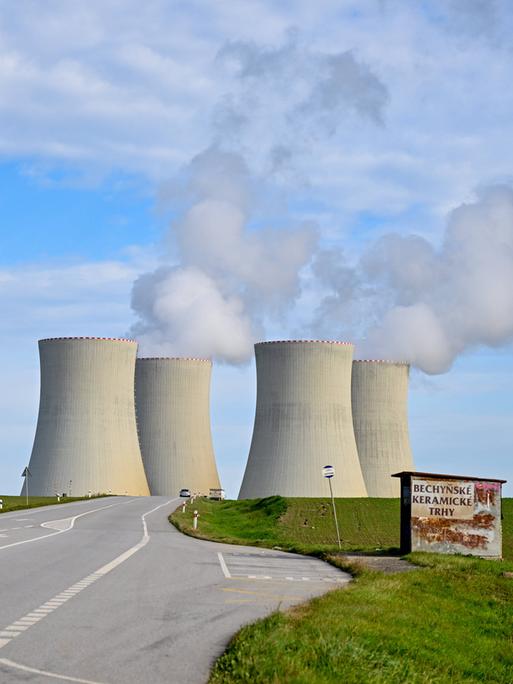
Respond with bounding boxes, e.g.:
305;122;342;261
1;1;513;496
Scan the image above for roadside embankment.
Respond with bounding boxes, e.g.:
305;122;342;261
210;553;513;683
170;495;401;555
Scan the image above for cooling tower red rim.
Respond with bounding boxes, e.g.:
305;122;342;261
137;357;212;363
354;359;410;365
39;337;137;343
256;339;353;346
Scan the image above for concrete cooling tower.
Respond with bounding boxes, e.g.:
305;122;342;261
352;360;415;497
24;337;150;497
239;341;368;499
135;358;221;496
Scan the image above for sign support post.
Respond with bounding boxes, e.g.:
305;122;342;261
21;466;31;506
323;465;341;549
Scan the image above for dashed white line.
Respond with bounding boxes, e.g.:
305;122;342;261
0;498;175;655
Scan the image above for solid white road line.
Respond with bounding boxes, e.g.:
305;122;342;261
0;658;106;683
217;552;232;578
0;499;135;552
0;498;176;655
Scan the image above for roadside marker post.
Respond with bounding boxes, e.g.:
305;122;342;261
0;499;3;510
181;502;186;513
323;465;342;550
193;510;199;530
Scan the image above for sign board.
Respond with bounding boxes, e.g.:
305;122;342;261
411;479;474;520
322;465;334;479
393;471;505;559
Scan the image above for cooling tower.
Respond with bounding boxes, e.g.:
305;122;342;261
352;360;415;497
24;337;150;497
239;341;368;499
135;358;221;496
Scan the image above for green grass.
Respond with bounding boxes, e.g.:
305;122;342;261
0;494;108;513
500;499;513;560
210;553;513;683
171;496;401;555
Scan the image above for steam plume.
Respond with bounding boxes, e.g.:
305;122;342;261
314;185;513;373
130;35;387;362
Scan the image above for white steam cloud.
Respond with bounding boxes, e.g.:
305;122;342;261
314;185;513;374
130;35;388;362
130;147;317;362
131;35;513;374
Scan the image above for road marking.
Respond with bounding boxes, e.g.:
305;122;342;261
7;624;30;631
0;658;106;683
0;499;134;553
217;552;231;578
0;498;176;653
222;587;302;600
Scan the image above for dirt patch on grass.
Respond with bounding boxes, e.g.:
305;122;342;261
339;554;417;574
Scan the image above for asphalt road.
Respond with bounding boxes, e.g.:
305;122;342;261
0;496;351;684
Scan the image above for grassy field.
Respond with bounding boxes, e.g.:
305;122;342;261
172;497;513;683
0;494;108;513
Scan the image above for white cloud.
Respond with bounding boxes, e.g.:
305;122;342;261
0;0;511;226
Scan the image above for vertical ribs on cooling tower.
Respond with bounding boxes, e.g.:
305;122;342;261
25;337;150;497
352;360;415;497
135;358;221;496
238;340;368;499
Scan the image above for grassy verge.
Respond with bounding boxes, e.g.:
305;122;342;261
170;496;400;555
0;494;109;513
210;553;513;683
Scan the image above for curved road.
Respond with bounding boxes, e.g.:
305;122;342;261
0;497;350;683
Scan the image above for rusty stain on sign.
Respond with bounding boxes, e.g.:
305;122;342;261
393;472;506;559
